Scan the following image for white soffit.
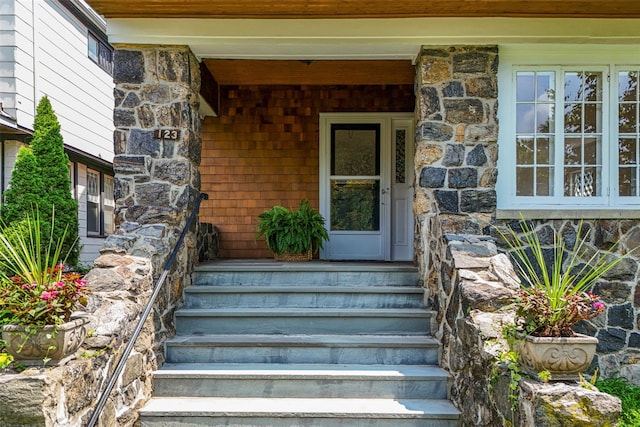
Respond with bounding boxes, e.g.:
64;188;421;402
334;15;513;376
107;17;640;60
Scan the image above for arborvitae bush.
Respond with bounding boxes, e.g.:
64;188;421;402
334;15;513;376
1;146;42;225
2;96;79;266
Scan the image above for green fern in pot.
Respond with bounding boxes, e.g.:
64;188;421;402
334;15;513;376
256;200;329;260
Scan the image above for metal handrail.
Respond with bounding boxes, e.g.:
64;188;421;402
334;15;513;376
87;192;209;427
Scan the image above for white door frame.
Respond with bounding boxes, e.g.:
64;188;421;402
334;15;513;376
319;112;413;261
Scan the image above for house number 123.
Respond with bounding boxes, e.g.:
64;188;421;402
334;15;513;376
153;129;180;140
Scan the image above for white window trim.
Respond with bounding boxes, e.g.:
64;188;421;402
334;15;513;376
497;44;640;214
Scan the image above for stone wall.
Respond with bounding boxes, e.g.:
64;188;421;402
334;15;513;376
106;45;203;360
0;254;155;427
414;45;640;386
430;227;621;426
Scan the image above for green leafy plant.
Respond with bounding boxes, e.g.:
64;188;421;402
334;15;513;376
596;377;640;427
256;200;329;256
496;217;628;337
0;350;13;369
2;96;79;266
0;209;87;328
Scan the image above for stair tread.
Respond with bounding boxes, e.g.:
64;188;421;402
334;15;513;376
140;397;460;419
186;285;424;293
167;334;436;346
195;262;418;273
155;363;449;379
176;308;431;316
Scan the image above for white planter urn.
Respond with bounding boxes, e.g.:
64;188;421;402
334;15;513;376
515;333;598;381
2;316;89;366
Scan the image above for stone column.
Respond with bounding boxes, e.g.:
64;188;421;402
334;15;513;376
413;46;499;277
105;45;202;353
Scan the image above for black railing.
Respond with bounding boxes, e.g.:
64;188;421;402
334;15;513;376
87;192;209;427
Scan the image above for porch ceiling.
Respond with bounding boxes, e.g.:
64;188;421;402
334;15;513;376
86;1;640;19
203;60;415;86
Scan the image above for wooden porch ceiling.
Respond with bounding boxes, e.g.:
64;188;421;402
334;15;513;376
203;60;415;86
86;1;640;19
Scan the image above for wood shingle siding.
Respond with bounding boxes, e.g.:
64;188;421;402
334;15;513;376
200;84;414;259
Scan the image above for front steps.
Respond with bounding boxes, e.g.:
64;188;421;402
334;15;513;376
139;261;460;426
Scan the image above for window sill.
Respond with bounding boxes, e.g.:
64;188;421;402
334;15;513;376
496;209;640;220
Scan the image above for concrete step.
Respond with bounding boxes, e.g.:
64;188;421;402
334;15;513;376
193;262;419;287
175;308;433;335
139;397;461;427
153;363;451;399
165;334;439;365
184;286;425;309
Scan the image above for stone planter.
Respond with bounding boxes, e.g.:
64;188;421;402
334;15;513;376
515;333;598;381
2;316;89;366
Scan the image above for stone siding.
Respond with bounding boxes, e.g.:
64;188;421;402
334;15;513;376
106;45;203;361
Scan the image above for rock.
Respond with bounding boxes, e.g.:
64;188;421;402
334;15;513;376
114;109;136;127
443;81;464;97
465;77;496;98
520;380;621;427
417;122;454;142
453;51;492;74
419;167;446;188
157;50;190;82
415;144;443;167
460;189;496;212
113;50;145;84
597;328;628;353
419;86;440;117
608;303;635;329
444;99;485;124
460;278;517;312
466;144;487;166
465;124;497;143
434;190;459;213
448;168;478;188
593;281;632;304
443;144;465;166
127;129;161;157
439;215;481;235
113;155;151;175
420;59;451;84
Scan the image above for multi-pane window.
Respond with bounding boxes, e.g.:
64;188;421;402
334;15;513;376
618;70;640;197
88;32;113;75
87;169;114;236
502;61;640;210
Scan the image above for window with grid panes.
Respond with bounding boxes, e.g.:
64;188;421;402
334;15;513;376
498;50;640;211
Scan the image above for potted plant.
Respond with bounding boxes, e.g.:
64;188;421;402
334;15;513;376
0;210;89;366
256;199;329;261
497;218;630;380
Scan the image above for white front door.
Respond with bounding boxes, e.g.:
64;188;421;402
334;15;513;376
319;113;414;261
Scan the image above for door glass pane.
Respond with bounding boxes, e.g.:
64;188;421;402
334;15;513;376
395;129;406;184
330;180;380;231
331;125;380;176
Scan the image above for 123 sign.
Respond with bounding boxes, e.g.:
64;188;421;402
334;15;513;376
154;129;180;140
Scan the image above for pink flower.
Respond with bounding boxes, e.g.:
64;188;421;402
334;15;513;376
593;302;605;310
56;281;65;288
77;279;87;288
40;290;59;301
